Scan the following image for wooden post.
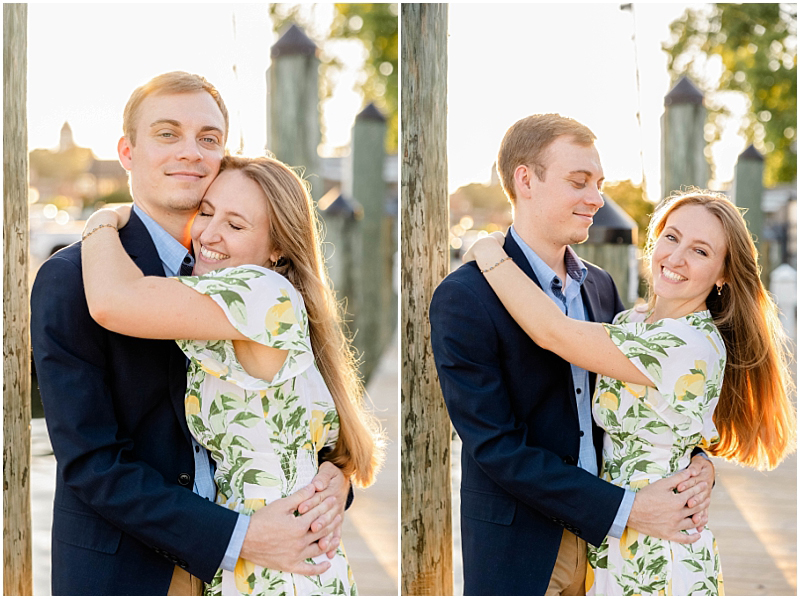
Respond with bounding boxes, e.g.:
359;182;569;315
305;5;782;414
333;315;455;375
352;103;387;382
267;24;323;201
400;4;452;595
3;3;33;595
661;76;709;199
319;192;361;316
733;144;770;285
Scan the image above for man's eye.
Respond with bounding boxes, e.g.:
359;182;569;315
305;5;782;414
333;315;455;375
201;136;219;144
571;181;586;189
198;212;212;217
159;132;176;138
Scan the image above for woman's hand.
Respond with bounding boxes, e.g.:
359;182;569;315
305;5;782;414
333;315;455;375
462;231;507;268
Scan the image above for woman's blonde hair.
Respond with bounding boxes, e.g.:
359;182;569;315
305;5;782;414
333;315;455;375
219;155;384;487
644;189;796;471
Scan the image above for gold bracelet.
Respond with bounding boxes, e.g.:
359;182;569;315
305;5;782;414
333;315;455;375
480;255;512;273
82;223;118;241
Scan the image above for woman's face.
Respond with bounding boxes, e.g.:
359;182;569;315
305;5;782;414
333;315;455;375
190;169;278;276
650;203;727;308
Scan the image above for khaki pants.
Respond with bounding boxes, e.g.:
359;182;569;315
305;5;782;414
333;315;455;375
545;529;587;596
167;565;204;596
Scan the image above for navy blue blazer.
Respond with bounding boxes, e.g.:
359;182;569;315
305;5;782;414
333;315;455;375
31;212;239;595
430;233;627;596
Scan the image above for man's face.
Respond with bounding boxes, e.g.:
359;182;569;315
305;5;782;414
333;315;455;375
118;91;226;214
522;136;605;247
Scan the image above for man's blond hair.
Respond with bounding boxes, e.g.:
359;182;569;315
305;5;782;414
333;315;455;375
497;114;596;204
122;71;229;145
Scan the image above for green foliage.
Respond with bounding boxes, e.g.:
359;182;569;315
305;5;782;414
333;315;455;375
269;3;398;154
602;180;654;248
663;4;797;185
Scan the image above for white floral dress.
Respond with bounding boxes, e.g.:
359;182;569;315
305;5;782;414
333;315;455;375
586;308;725;596
175;265;355;596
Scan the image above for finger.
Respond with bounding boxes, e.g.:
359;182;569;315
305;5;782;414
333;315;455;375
681;496;711;519
318;530;335;553
299;495;337;529
281;484;317;514
310;502;338;534
692;509;709;529
663;468;696;490
676;475;698;493
311;463;336;492
297;490;324;516
674;480;707;503
309;513;341;546
490;231;505;243
300;541;328;562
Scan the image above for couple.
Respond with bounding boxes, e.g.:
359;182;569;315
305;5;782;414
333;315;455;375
430;114;795;596
31;72;382;596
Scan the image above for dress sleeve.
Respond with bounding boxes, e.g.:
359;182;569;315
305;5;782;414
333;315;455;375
604;316;723;440
174;266;315;389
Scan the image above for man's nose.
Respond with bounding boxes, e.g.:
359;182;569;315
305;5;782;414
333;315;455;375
586;187;604;209
176;138;203;161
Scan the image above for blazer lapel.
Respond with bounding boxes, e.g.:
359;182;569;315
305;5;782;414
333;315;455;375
504;232;582;419
120;211;194;444
580;271;599;396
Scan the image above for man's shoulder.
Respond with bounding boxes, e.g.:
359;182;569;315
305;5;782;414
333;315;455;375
432;262;490;303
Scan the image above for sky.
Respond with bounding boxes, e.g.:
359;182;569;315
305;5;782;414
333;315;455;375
446;3;750;201
26;4;366;161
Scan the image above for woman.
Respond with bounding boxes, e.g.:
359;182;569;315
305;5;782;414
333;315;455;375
81;155;384;596
464;190;795;596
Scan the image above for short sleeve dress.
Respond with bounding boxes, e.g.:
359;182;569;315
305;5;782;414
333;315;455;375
586;307;725;597
175;265;355;596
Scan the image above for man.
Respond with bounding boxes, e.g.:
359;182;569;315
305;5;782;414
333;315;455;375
430;114;714;595
31;72;349;595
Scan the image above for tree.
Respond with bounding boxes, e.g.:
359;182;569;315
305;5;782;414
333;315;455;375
269;4;398;153
663;4;797;186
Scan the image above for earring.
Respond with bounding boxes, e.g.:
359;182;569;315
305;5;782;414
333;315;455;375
716;284;723;296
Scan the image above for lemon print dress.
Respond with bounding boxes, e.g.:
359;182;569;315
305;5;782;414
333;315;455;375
586;307;725;596
175;265;355;596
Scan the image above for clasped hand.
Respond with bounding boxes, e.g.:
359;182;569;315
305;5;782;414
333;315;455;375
239;461;350;576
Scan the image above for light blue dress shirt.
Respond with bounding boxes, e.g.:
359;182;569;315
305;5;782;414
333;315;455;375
133;204;249;570
509;227;633;539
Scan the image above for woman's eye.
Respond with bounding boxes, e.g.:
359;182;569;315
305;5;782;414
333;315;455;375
665;234;677;242
695;248;708;257
229;223;243;231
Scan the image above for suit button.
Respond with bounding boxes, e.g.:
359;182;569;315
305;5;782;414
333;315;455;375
563;455;577;466
178;473;191;486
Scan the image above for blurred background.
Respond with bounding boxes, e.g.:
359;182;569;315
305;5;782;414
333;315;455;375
17;3;398;595
439;3;795;595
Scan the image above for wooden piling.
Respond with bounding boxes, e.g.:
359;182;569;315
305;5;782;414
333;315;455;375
400;4;453;595
3;3;33;595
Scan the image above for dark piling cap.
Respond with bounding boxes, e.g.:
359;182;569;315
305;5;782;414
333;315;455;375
271;24;319;59
738;144;764;162
586;195;638;245
665;76;704;106
356;103;386;123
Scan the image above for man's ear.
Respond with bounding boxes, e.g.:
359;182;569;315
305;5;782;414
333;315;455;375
513;164;532;200
118;137;133;171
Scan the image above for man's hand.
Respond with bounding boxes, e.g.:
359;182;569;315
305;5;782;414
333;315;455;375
298;461;350;559
239;483;340;575
678;454;715;532
627;468;710;543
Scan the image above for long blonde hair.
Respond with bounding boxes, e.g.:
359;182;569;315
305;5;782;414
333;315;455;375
645;190;796;471
220;155;384;487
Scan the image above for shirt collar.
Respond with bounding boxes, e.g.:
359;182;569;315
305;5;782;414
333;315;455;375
509;226;587;290
132;204;192;277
